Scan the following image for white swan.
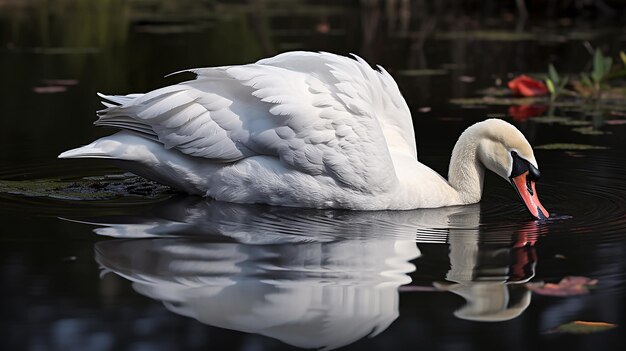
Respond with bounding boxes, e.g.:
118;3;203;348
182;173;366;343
59;51;548;218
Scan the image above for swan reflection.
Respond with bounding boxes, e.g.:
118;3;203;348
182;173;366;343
83;196;538;349
435;223;537;322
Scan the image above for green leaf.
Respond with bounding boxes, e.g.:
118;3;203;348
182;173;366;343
548;64;559;83
620;51;626;66
546;321;617;334
546;79;555;95
592;49;605;84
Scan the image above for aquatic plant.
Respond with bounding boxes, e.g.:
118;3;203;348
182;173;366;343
542;48;626;102
545;64;569;102
578;48;613;98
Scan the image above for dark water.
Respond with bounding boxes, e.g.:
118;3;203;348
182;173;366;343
2;2;626;350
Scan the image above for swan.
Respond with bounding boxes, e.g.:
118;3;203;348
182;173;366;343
59;51;548;218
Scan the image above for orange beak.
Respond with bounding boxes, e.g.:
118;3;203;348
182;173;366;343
510;171;549;220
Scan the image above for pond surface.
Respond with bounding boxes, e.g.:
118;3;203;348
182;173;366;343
1;2;626;350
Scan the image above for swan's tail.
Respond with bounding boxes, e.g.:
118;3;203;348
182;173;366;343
58;143;115;159
58;131;214;195
58;131;154;160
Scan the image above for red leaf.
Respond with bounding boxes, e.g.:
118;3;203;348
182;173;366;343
507;75;548;97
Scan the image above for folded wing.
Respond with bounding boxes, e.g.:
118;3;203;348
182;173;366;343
96;52;416;194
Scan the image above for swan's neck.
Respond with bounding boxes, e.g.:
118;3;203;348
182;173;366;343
447;126;485;205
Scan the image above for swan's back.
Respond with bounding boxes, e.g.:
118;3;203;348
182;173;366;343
67;52;418;196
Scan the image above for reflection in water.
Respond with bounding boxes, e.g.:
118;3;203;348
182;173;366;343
76;196;540;349
437;224;537;322
96;237;417;350
92;197;424;350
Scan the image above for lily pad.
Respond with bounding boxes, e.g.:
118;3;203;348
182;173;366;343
545;321;617;334
531;116;572;124
398;69;447;77
572;126;611;135
605;119;626;125
535;143;609;150
476;87;511;96
560;120;592;126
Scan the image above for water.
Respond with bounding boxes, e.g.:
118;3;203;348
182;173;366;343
1;2;626;350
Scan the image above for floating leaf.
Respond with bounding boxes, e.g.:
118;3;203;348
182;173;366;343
33;86;67;94
476;87;511;96
560;120;591;126
398;69;447;76
417;106;431;113
605;119;626;125
564;151;584;158
527;276;597;296
531;116;571;123
546;321;617;334
458;75;476;83
572;127;610;135
535;143;609;150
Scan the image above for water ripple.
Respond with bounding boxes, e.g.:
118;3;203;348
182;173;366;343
1;153;625;247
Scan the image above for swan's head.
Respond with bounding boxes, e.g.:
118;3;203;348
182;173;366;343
476;119;549;220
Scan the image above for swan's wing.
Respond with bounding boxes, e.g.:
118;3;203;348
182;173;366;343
255;51;417;159
223;63;399;192
95;77;255;161
95;52;404;193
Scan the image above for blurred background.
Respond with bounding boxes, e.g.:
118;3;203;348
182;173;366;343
1;0;625;166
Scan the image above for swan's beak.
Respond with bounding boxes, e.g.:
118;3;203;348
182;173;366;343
510;171;549;220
